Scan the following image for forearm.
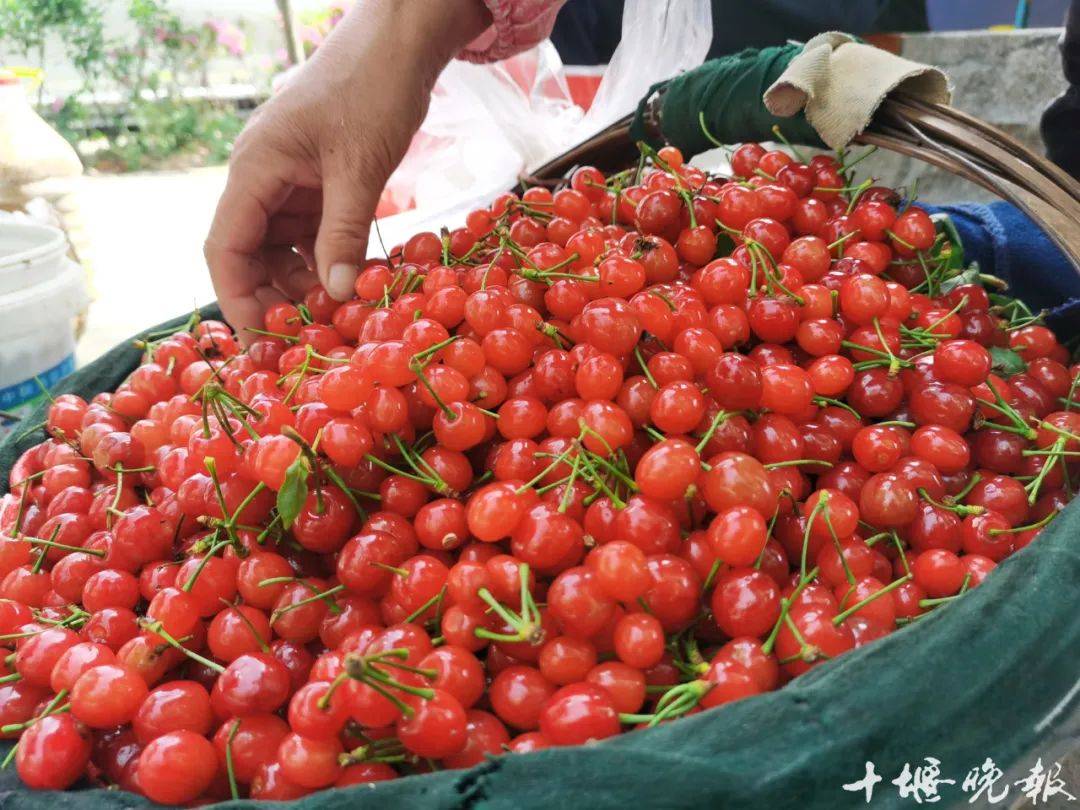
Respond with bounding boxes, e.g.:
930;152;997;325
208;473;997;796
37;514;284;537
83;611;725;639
313;0;493;89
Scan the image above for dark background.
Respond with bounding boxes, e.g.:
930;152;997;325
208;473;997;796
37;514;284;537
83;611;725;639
551;0;1071;65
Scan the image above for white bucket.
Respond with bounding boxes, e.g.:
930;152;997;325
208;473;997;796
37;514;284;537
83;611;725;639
0;220;71;294
0;221;88;431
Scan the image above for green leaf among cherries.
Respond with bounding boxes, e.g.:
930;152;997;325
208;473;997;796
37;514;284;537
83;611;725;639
989;345;1027;375
277;455;310;529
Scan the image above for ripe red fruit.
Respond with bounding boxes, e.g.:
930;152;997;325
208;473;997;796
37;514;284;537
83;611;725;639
70;664;148;728
538;683;620;745
15;714;92;790
136;730;219;804
708;506;768;567
0;145;1070;802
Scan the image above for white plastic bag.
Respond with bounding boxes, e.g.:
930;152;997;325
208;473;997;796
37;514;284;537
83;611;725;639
578;0;712;137
371;0;712;253
376;40;581;221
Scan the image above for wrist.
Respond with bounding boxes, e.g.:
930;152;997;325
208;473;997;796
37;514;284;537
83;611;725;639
324;0;491;86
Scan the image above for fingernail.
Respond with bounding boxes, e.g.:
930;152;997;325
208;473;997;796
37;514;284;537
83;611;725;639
326;263;357;301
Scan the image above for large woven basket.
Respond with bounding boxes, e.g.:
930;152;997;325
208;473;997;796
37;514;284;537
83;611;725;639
2;82;1079;810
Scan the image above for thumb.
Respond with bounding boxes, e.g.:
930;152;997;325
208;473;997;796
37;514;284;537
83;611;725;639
314;170;380;301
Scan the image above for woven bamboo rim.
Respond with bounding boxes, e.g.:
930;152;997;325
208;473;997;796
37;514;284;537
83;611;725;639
523;93;1080;273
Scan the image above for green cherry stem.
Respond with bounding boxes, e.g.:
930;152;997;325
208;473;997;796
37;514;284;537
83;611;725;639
832;574;911;626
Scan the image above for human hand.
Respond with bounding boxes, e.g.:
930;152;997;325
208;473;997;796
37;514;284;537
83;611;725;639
204;0;491;339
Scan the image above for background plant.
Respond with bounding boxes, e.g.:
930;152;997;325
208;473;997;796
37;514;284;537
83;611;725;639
0;0;256;171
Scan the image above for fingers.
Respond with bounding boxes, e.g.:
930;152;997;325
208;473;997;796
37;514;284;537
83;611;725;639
262;245;318;300
205;148;294;339
313;168;382;301
264;212;319;246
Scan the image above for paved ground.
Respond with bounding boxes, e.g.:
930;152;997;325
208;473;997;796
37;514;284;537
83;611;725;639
71;167;225;364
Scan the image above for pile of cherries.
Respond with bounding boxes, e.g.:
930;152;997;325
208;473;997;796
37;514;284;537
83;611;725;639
1;141;1077;803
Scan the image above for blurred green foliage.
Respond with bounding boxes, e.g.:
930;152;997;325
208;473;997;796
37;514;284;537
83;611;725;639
0;0;253;171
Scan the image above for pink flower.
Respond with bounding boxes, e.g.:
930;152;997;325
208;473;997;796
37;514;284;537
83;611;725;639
205;18;247;57
326;1;352;25
299;24;323;47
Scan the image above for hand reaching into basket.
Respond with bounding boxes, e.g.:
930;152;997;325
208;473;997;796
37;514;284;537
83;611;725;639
205;0;570;339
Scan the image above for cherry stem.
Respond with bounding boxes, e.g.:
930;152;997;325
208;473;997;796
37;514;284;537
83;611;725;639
403;585;446;625
840;339;912;371
813;396;861;419
1063;374;1080;413
272;583;345;622
891;532;912;577
344;649;436;712
993;510;1057;536
518;443;579;494
258;576;297;587
635;347;658;389
746;240;804;304
318;672;350;710
642;425;666;443
981;379;1037;439
280;345;315;404
474;564;543;645
581;446;637;491
826;229;859;253
952;472;983;503
575;448;626;509
919;574;971;608
764;458;834;470
228;481;267;525
703;558;723;591
141;620;226;674
779;612;825;665
202;458;231;525
518;253;584;285
364;452;430;486
1038;419;1080;445
814;493;854;585
620;679;712;727
181;538;230;592
0;688;69;736
244;326;299;343
1025;437;1066;505
225;720;241;800
340;737;408;766
218;598;271;653
844;177;875;214
871;318;903;375
833;574;912;625
390;434;450;495
761;566;819;656
917;488;984;517
799;499;823;580
323;466;368;522
410;362;456;420
106;470;126;530
557;454;585;513
771;124;808;163
577;420;618;458
695;409;731;454
24;535;106;557
371;561;409;578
